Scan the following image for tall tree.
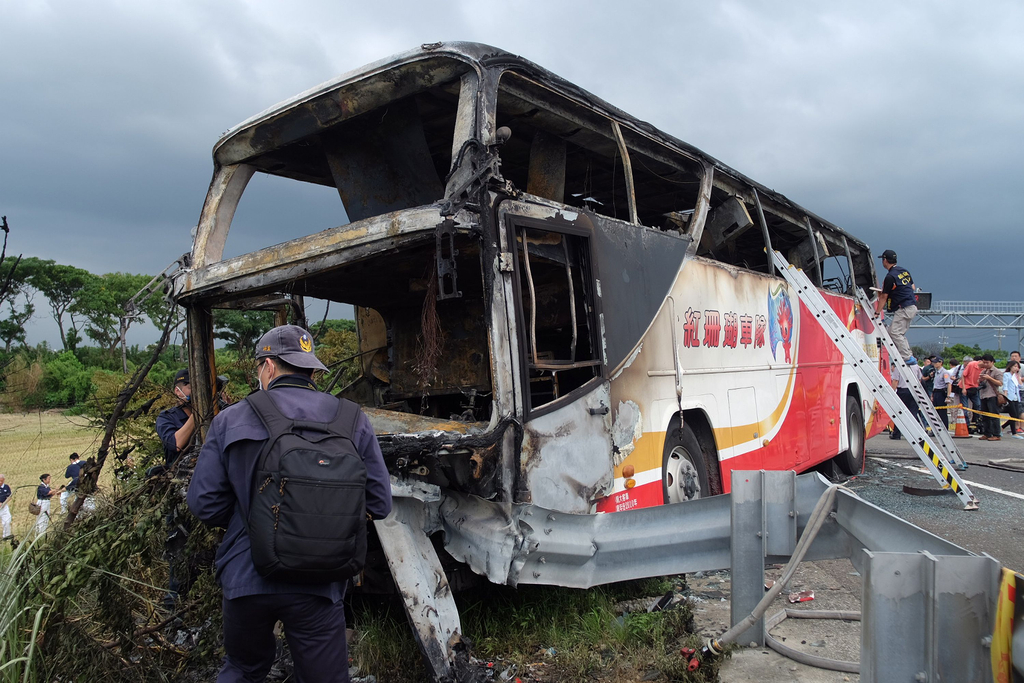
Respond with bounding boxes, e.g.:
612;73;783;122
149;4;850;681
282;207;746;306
23;257;95;350
0;216;21;305
74;272;161;351
0;299;33;352
213;309;275;357
0;221;32;353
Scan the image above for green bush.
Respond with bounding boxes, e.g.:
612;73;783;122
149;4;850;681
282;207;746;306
42;351;95;408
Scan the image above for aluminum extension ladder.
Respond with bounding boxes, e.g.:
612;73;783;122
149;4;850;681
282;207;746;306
769;250;979;510
853;287;968;470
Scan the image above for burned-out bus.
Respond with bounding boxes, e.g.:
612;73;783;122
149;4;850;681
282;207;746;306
175;41;888;538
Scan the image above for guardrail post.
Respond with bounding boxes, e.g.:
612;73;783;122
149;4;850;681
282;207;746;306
861;550;1000;682
730;470;797;646
730;470;767;646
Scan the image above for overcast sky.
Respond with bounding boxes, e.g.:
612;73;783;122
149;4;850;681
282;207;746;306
2;0;1022;349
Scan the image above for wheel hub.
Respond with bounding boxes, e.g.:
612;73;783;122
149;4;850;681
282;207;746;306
667;447;702;502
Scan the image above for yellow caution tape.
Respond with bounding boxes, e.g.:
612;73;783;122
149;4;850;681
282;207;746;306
932;405;1023;421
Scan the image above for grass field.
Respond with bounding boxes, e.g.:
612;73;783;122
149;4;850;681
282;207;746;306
0;411;108;540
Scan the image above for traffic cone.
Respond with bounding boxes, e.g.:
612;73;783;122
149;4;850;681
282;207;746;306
952;405;972;439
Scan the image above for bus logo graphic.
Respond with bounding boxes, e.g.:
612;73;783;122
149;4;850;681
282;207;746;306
768;284;794;363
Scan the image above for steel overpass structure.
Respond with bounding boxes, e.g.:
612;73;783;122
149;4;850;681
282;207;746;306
910;301;1024;350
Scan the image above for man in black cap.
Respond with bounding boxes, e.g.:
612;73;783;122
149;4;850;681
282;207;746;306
188;324;392;683
874;249;918;364
157;368;197;467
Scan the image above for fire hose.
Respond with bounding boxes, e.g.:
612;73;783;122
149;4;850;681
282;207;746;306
682;484;860;673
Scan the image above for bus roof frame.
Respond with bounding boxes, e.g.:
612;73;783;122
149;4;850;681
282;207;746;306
207;41;872;270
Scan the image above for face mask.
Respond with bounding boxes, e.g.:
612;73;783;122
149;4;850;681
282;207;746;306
258;361;267;391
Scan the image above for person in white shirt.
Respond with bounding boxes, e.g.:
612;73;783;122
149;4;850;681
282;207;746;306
0;474;12;539
929;358;954;429
1003;360;1022;438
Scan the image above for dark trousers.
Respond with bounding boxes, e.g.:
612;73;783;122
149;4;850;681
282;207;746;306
981;396;1001;438
931;389;949;428
219;593;349;683
966;388;981;427
892;388;921;439
1007;400;1021;434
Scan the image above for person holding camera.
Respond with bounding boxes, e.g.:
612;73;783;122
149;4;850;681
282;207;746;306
157;369;198;467
978;355;1004;441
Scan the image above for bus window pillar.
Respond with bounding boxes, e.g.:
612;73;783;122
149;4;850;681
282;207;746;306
185;304;217;442
752;188;774;276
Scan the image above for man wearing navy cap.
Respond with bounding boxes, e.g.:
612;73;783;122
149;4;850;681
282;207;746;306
874;249;918;364
188;324;392;683
156;368;197;467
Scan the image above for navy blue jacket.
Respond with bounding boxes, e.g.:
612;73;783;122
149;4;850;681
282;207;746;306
156;405;190;466
187;376;392;602
882;265;916;310
64;460;83;491
0;484;10;505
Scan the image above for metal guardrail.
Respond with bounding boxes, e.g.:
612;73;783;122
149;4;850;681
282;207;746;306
379;472;1001;681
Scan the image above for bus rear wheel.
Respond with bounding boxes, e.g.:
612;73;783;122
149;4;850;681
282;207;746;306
836;396;865;475
662;423;711;504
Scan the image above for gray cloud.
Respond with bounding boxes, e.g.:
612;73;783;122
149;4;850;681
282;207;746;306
2;0;1021;347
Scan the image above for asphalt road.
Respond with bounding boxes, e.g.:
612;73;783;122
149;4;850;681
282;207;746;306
850;430;1024;571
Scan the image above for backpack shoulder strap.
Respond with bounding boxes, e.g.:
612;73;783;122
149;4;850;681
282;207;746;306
327;397;362;442
244;390;292;443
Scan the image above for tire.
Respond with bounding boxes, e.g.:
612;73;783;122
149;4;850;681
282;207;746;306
836;396;865;475
662;423;713;504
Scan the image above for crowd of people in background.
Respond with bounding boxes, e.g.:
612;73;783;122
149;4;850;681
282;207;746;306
906;350;1024;441
0;452;89;543
874;248;1024;441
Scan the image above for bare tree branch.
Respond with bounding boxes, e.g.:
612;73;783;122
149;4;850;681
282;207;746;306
0;216;23;303
65;307;179;528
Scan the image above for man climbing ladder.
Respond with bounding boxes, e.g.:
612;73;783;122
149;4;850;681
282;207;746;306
855;288;969;470
874;249;918;364
769;250;978;511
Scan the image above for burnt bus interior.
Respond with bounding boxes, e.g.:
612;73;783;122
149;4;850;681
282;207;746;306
495;71;705;228
697;181;874;294
207;62;500;425
511;224;601;409
215;63;711;421
199;54;870;429
495;70;704;410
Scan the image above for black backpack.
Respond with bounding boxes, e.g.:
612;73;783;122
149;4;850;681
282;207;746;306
244;389;367;584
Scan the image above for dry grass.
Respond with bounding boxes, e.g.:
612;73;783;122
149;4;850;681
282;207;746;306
0;411;108;539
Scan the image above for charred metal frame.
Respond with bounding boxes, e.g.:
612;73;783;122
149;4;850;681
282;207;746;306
173;42;880;495
505;215;604;419
172;42;935;682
